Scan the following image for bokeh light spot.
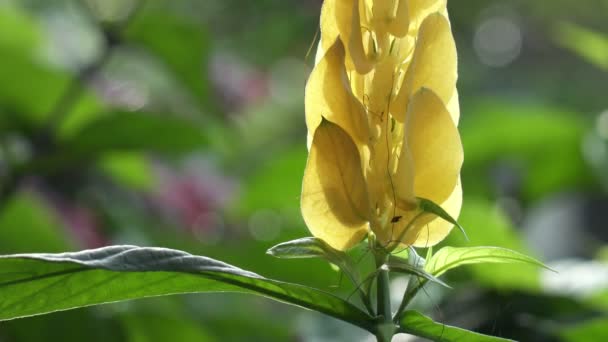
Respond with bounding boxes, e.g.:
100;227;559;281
474;16;522;67
248;209;282;241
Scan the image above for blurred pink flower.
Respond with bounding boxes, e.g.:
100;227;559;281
152;160;236;238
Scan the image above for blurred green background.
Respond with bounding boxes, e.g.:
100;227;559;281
1;0;608;341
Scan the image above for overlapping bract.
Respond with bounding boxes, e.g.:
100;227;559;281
302;0;463;250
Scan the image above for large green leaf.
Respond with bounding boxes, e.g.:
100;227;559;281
399;310;515;342
425;246;548;277
0;245;374;332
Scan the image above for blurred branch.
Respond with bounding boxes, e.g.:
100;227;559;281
0;0;147;210
0;141;14;209
45;0;147;133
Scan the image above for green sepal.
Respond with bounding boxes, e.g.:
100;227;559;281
417;197;468;241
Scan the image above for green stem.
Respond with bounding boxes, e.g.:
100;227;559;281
393;248;428;322
374;253;394;342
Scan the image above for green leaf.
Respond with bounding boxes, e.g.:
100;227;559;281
0;5;41;54
560;318;608;342
0;5;101;130
425;246;549;277
445;198;542;291
0;245;374;332
236;146;306;215
17;112;209;176
122;313;214;342
125;10;211;108
98;152;155;190
554;22;608;70
399;310;515;342
267;237;352;265
387;256;451;289
461;102;590;200
417;197;468;241
267;237;373;313
0;194;72;254
0;49;101;126
267;237;357;278
61;111;208;156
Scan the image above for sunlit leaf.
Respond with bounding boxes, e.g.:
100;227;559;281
425;246;548;277
398;310;515;342
0;245;374;332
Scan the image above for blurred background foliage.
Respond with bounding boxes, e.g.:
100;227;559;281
0;0;607;341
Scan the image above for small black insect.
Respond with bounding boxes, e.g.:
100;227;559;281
391;216;402;223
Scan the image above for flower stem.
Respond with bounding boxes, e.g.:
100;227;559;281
394;278;425;323
374;253;394;342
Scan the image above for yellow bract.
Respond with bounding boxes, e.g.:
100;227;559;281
302;0;463;251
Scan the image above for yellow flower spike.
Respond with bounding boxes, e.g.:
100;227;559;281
387;0;410;37
319;0;375;75
447;89;461;124
349;0;376;74
393;12;457;122
318;0;343;55
303;0;463;250
386;88;463;248
406;88;463;205
305;39;370;148
408;0;448;32
301;119;371;251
